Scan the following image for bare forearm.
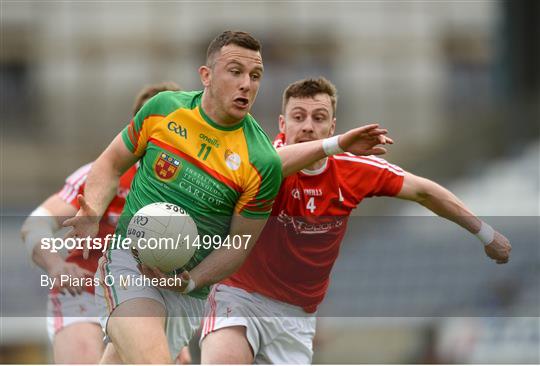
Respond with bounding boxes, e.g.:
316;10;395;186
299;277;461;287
84;134;138;217
189;216;266;289
416;183;481;234
189;246;250;289
84;156;122;217
278;141;326;177
399;173;511;262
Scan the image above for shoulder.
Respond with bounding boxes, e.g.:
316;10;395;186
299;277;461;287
141;90;202;116
243;116;280;163
332;153;404;176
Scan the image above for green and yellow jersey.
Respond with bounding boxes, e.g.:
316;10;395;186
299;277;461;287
117;90;282;298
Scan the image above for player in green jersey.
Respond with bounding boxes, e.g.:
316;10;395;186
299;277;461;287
63;30;392;363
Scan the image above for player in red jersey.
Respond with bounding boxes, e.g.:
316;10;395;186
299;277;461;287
200;77;512;364
20;81;180;364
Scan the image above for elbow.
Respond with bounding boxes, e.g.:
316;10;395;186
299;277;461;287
416;190;431;204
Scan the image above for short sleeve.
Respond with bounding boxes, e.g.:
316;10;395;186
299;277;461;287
335;154;405;199
236;152;283;219
121;91;180;157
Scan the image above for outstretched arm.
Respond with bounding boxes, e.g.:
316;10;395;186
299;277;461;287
278;124;393;177
21;194;93;295
396;172;511;263
63;134;138;256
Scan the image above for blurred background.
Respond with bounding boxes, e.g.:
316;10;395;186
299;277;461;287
1;0;538;363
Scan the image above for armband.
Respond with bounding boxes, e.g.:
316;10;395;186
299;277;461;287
322;135;344;156
181;278;196;294
475;222;495;246
22;206;59;254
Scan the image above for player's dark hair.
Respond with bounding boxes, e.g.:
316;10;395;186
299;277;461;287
132;81;181;116
206;31;261;66
282;77;338;117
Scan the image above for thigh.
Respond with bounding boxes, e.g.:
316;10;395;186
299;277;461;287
47;291;101;342
95;249;165;323
99;342;123;364
107;297;169;364
53;322;104;364
201;326;253;364
96;249;171;363
200;285;260;364
161;290;206;358
257;316;316;364
47;291;104;363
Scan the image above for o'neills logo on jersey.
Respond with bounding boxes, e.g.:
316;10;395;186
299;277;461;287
199;133;220;148
304;188;323;196
154;152;182;181
224;149;241;171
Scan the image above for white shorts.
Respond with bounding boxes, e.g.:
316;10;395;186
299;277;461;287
46;291;101;342
95;248;205;358
201;284;317;364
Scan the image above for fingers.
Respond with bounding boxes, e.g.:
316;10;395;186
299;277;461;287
139;264;156;277
62;216;77;228
369;132;394;145
356;123;379;133
77;194;89;210
180;270;191;281
366;147;388;155
367;128;387;137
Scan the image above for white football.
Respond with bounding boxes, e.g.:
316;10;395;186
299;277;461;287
127;202;197;273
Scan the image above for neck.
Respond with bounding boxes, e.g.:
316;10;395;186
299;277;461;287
303;157;327;173
201;91;239;127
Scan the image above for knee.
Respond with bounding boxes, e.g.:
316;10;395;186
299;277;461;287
201;328;253;364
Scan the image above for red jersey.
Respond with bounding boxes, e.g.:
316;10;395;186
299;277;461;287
223;133;405;312
57;163;137;293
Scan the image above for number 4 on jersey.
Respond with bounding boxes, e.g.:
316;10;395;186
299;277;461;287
306;197;316;213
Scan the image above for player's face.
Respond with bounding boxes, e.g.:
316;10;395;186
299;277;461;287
200;44;263;125
279;94;336;145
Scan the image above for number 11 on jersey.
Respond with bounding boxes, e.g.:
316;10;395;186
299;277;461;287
198;143;211;160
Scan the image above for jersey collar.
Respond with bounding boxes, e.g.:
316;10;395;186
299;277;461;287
301;157;329;176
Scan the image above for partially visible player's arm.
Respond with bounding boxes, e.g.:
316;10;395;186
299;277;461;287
396;172;511;263
188;215;267;289
278;124;393;177
63;134;137;247
21;194;93;295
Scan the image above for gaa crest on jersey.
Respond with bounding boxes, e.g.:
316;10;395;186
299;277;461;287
224;149;241;171
154;152;182;181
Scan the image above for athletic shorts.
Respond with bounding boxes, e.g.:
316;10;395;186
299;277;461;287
200;284;317;364
46;291;101;342
95;248;205;358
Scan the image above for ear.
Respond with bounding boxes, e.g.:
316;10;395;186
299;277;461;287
329;117;336;136
199;65;211;87
278;114;286;133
